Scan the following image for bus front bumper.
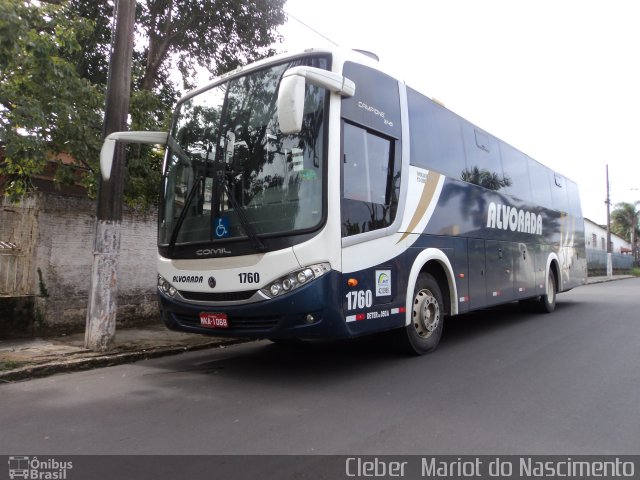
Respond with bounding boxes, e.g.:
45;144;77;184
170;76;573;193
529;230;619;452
158;270;350;339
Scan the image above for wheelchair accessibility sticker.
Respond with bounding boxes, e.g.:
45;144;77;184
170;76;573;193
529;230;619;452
214;216;230;238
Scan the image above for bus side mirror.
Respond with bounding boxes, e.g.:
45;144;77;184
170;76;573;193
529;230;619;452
100;131;169;181
277;66;356;134
277;74;306;135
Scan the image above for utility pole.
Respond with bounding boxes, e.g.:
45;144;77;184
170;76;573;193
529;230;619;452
605;164;613;277
605;164;612;253
633;202;639;266
85;0;136;351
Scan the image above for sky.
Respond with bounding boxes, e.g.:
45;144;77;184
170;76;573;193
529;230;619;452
275;0;640;225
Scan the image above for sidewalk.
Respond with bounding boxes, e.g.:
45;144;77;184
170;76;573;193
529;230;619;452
0;275;635;383
0;324;246;383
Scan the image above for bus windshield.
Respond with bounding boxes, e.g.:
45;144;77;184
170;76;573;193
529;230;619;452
159;56;328;251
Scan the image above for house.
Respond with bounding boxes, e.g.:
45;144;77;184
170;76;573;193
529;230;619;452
584;217;632;254
584;218;634;275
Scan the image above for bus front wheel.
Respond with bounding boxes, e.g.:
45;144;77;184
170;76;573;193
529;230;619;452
396;273;444;355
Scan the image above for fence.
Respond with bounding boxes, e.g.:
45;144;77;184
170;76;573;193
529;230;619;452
586;249;634;275
0;241;33;297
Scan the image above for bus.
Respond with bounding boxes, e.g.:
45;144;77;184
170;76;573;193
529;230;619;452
8;456;30;479
100;46;587;354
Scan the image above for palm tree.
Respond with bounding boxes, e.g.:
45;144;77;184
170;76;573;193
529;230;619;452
461;166;512;191
611;201;639;262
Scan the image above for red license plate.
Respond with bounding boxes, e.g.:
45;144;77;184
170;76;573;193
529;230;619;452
200;312;228;329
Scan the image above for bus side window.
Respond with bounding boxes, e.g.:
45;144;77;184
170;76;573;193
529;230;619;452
343;123;391;204
551;173;569;214
499;142;533;203
407;87;466;180
528;158;553;209
341;122;396;237
461;124;506;190
566;179;583;218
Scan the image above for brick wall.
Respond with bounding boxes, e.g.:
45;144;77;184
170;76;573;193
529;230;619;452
0;193;158;337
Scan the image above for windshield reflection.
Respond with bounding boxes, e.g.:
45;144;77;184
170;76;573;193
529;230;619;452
159;56;328;251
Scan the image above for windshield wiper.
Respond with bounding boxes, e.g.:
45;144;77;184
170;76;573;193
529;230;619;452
216;167;266;253
167;175;204;257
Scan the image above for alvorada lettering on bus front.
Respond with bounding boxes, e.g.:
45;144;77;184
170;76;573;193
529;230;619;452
486;202;543;235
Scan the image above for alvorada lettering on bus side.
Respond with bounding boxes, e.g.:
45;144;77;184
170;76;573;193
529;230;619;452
486;202;542;235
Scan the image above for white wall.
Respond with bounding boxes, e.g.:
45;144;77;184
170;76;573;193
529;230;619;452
584;217;631;253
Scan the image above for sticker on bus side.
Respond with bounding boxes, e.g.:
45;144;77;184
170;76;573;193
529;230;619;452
346;307;405;323
375;270;391;297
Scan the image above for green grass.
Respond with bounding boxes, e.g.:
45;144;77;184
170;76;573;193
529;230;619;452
0;360;20;372
632;267;640;277
0;360;20;371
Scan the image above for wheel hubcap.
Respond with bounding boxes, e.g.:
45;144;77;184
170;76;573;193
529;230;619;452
413;289;440;338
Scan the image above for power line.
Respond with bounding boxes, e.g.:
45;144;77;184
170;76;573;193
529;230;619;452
284;10;340;47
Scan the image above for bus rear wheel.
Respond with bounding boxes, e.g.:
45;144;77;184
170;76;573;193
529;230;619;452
538;269;557;313
519;269;557;314
397;273;444;355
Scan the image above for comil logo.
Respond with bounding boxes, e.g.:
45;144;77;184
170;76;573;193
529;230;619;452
8;456;73;479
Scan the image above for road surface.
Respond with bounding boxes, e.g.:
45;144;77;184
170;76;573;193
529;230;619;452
1;278;639;456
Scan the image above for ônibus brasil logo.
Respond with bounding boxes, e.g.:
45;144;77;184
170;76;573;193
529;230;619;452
8;456;73;480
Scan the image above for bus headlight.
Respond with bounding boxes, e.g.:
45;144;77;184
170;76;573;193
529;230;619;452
269;283;282;297
158;275;177;297
261;263;330;298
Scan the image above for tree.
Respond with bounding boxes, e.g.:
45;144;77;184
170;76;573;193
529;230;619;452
126;0;286;206
0;0;103;201
461;166;512;191
1;0;287;205
65;0;287;146
611;201;639;261
139;0;285;91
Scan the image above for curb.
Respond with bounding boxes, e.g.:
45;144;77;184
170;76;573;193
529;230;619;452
0;338;250;383
586;275;635;285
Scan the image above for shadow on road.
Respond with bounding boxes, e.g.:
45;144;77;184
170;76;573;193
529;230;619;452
149;299;583;386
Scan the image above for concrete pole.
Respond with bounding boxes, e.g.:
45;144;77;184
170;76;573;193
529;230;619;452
605;164;612;254
633;215;638;265
605;165;613;278
85;0;136;351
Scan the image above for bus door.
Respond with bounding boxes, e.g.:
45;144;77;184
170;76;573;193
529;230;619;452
533;243;549;296
468;238;486;310
514;243;536;299
485;240;514;305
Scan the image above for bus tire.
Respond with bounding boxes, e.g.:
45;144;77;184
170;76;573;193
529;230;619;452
538;268;557;313
397;273;444;355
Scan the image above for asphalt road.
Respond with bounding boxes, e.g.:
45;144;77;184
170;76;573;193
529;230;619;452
1;278;639;456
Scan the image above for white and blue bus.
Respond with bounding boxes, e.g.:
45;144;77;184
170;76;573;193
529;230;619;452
101;47;587;354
